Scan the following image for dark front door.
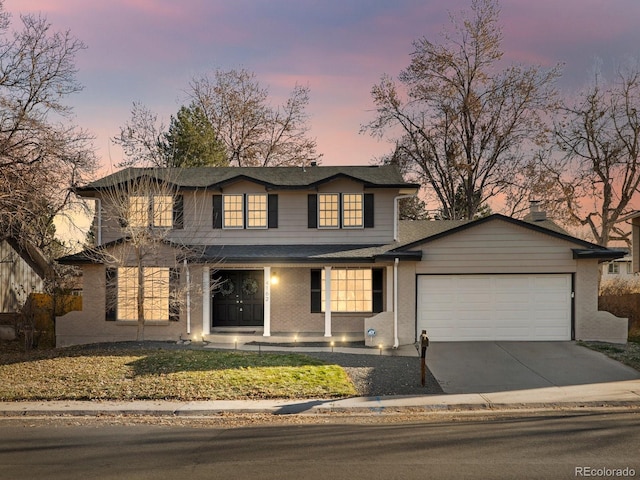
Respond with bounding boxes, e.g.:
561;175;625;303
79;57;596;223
212;270;264;328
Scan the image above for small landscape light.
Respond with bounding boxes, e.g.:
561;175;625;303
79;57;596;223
234;337;238;350
330;341;335;352
379;344;383;355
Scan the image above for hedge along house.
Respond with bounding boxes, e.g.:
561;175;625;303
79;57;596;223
56;165;629;348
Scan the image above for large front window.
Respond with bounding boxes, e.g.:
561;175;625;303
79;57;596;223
117;267;169;321
321;268;372;312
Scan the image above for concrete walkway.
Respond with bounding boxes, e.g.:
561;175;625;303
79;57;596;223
1;341;639;416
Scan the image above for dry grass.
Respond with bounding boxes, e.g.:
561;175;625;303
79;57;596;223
0;344;357;401
599;277;640;296
581;341;640;372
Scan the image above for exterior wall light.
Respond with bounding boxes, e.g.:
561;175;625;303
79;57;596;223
271;272;279;285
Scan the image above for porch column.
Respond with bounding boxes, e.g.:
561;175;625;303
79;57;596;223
202;267;210;336
324;266;332;337
263;266;271;337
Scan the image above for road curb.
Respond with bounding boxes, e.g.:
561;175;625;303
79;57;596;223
1;399;639;417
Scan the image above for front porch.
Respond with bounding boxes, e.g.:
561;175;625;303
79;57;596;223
201;264;399;348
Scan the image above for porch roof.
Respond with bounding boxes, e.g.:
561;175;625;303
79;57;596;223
199;243;422;263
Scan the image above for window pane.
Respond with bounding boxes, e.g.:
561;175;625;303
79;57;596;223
144;267;169;321
247;194;267;228
342;193;363;227
117;267;138;321
223;195;244;228
128;196;149;228
320;268;372;312
318;194;339;228
153;196;173;227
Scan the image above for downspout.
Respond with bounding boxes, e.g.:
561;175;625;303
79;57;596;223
184;258;191;335
394;194;415;241
393;257;399;348
95;198;102;245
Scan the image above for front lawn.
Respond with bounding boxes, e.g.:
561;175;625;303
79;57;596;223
0;345;357;401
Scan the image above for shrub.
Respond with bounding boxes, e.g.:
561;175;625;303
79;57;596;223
599;276;640;296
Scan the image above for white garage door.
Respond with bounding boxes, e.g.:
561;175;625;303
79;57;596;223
417;274;572;341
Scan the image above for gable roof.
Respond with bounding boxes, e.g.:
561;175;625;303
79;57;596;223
390;214;624;261
76;165;419;194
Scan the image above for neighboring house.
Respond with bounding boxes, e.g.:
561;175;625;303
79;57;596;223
56;165;629;347
602;252;635;278
0;238;51;339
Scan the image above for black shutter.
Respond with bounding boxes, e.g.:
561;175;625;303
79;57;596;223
372;268;384;313
364;193;374;228
212;194;222;229
105;267;117;321
173;195;184;229
308;194;318;228
268;194;278;228
310;269;322;313
169;267;180;322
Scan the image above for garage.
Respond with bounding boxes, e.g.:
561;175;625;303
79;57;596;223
417;274;572;341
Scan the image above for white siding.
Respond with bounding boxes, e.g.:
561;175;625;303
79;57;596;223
415;219;578;274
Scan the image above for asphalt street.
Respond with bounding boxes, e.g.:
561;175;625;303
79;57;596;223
1;411;639;480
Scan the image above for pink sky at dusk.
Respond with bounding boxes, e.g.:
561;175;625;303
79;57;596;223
5;0;640;171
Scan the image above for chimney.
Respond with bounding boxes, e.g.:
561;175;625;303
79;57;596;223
529;200;547;221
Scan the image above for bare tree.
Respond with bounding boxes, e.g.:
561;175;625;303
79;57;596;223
362;0;559;220
541;63;640;246
188;68;321;166
85;169;219;341
112;102;167;169
0;5;96;250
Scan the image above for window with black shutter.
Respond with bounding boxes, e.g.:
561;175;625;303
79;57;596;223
169;267;180;321
105;267;117;321
268;194;278;228
173;195;184;229
310;269;322;312
212;194;223;229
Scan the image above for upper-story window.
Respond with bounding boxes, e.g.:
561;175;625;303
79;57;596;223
223;194;244;229
246;194;267;229
128;195;174;228
309;193;373;229
342;193;363;228
213;194;278;230
318;193;340;228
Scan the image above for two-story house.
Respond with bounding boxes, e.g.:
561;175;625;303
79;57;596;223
56;165;629;347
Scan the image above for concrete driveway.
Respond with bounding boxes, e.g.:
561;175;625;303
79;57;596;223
425;341;640;394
